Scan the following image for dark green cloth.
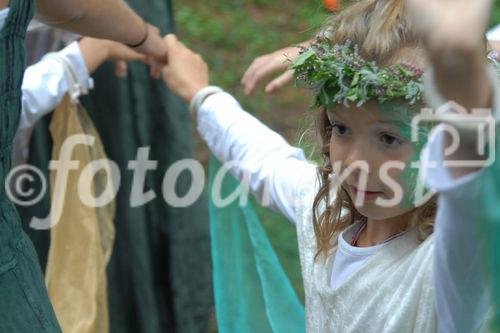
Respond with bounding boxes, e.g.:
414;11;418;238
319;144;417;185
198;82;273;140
18;1;213;332
0;1;61;332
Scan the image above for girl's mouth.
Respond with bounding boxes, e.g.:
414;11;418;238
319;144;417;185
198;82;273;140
348;185;385;202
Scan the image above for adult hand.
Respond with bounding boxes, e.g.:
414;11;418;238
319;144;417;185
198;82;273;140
241;42;311;96
161;34;209;102
133;24;168;79
79;37;147;76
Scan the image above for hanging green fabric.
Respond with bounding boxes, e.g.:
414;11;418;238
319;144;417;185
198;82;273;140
478;122;500;331
208;156;305;333
0;0;60;332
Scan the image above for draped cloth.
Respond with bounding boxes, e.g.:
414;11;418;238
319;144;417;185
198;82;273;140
208;156;305;333
19;1;212;332
45;95;115;333
478;119;500;331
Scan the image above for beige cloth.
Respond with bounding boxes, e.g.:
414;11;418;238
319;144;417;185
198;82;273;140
45;95;115;333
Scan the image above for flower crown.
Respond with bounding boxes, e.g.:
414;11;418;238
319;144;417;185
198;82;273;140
292;39;425;108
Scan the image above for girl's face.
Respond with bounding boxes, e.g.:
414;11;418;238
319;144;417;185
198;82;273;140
328;103;418;220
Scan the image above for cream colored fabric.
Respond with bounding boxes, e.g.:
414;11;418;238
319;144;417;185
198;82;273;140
295;172;437;333
45;95;116;333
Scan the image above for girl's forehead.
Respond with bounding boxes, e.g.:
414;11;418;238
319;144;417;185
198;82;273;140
329;103;405;124
328;103;395;124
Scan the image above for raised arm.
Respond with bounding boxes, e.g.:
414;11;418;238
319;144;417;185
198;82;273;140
35;0;166;60
161;34;316;222
408;0;497;331
408;0;495;178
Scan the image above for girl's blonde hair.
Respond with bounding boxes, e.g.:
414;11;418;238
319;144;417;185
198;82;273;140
312;0;435;259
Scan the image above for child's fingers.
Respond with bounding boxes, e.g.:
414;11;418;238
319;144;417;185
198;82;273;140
115;61;128;78
163;34;180;62
241;56;267;84
148;57;162;79
265;70;294;95
109;41;148;62
243;58;286;95
125;52;148;63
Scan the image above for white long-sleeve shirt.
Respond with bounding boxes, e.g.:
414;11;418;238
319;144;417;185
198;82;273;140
487;24;500;41
196;87;495;332
20;41;91;130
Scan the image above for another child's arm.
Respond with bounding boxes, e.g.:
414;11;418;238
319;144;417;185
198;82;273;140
240;39;313;96
20;37;145;130
408;0;495;178
161;35;316;223
408;0;496;330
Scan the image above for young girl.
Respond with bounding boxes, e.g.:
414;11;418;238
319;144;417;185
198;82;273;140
161;0;496;331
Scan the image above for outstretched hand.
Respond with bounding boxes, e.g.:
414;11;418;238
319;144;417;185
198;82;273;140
241;41;312;96
132;24;168;79
161;34;209;102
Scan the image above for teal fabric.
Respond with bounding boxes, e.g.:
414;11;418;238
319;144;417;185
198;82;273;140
479;130;500;330
208;156;305;333
475;10;500;330
0;1;61;332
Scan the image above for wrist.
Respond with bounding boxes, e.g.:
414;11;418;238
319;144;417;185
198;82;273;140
189;86;224;117
187;84;210;102
431;47;490;108
127;21;149;48
79;38;109;74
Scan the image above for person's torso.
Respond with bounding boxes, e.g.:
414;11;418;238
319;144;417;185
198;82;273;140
294;175;437;332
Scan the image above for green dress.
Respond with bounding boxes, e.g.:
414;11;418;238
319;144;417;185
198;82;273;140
0;1;61;332
18;1;213;332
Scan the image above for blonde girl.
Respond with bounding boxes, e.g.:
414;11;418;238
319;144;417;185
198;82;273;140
160;0;497;331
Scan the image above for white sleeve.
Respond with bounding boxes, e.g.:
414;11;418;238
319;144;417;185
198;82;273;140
421;70;500;333
20;41;92;130
487;24;500;42
422;129;490;333
197;92;317;223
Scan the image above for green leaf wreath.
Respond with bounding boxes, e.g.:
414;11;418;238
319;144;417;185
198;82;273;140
292;39;425;108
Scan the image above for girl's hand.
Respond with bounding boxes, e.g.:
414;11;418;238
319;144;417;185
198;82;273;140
241;41;312;96
133;24;166;59
407;0;494;179
407;0;492;53
79;37;147;76
161;34;209;102
134;24;167;79
406;0;492;110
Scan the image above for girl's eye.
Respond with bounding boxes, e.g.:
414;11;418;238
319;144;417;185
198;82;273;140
380;133;403;147
332;123;350;137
